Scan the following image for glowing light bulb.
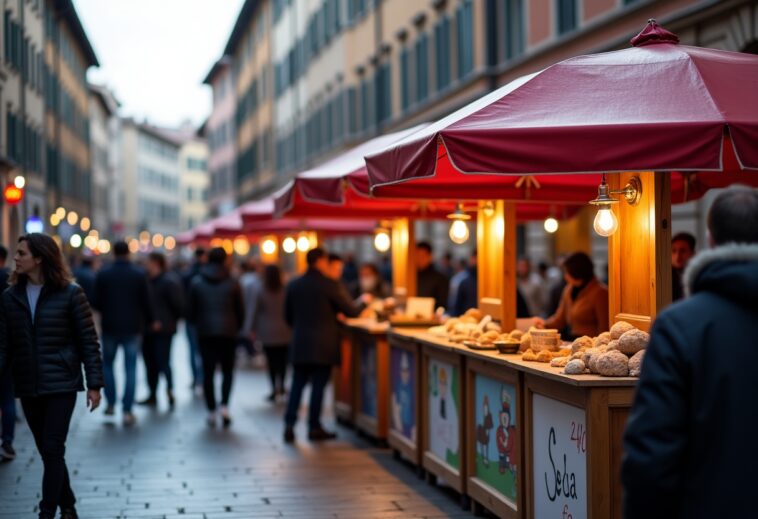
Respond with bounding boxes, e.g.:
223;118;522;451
69;234;82;248
593;206;619;237
55;207;66;219
164;236;176;250
262;238;277;255
544;217;559;234
296;235;311;252
66;211;79;226
97;240;111;254
282;237;296;254
449;219;470;244
13;175;25;189
374;230;391;252
80;217;91;231
152;233;164;248
233;237;250;256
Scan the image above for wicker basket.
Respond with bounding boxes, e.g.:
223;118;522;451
530;329;561;352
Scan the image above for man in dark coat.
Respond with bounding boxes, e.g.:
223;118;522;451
416;241;449;311
139;252;184;409
622;186;758;519
182;248;206;393
283;247;366;443
93;241;156;426
71;256;96;304
453;250;477;316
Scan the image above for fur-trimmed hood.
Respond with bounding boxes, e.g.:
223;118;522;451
683;243;758;304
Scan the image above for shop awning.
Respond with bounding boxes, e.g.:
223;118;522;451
366;21;758;200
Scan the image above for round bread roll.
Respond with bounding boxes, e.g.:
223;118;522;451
550;356;569;368
582;347;599;367
606;339;619;351
570;350;585;361
522;349;538;361
618;329;650;356
570;336;593;354
628;350;646;377
485;322;502;333
509;329;524;340
536;350;553;363
519;332;532;352
564;359;586;375
593;332;611;348
464;308;483;321
595;350;630;377
610;321;635;340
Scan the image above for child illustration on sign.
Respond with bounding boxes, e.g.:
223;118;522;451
391;352;416;442
496;393;517;475
476;395;494;466
429;364;459;464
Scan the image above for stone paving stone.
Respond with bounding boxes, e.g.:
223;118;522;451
0;331;480;518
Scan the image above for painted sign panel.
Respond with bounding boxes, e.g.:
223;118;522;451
474;375;518;503
390;347;416;443
359;341;377;418
532;394;588;519
427;358;460;470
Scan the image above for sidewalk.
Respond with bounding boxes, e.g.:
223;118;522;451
0;333;472;519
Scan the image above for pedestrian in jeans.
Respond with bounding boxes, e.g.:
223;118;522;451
283;248;367;443
182;248;206;394
187;247;244;428
252;264;291;402
0;233;104;519
139;252;184;410
93;241;156;426
0;244;17;462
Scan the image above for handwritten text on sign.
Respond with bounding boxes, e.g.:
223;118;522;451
532;394;587;519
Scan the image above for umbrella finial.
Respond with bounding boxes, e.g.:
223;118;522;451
631;19;680;47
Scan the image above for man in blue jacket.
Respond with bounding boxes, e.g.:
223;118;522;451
622;186;758;518
94;241;156;426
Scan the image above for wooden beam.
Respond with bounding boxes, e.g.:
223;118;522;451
477;201;516;328
391;218;416;298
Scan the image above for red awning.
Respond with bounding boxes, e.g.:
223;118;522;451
366;21;758;200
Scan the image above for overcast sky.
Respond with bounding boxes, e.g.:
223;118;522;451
73;0;246;129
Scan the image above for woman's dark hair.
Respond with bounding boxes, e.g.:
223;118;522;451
263;264;283;292
10;233;72;290
562;252;595;283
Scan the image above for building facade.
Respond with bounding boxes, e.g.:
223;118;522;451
87;83;121;239
203;57;237;216
217;0;758;265
178;135;209;231
0;0;97;246
120;120;182;238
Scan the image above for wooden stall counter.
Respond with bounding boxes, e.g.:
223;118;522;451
388;328;637;519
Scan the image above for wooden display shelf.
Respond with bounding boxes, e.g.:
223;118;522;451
387;332;423;467
347;322;390;441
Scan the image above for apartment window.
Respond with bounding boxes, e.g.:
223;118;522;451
415;33;429;104
456;1;474;79
400;46;412;110
557;0;577;35
502;0;524;61
375;63;392;125
186;187;193;201
348;87;358;134
435;15;452;92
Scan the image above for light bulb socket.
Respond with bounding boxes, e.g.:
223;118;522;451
447;204;472;221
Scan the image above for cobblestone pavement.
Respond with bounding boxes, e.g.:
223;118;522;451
0;332;471;519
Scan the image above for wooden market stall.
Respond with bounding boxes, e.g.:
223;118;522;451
363;21;758;518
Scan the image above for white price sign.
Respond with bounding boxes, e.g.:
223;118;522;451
532;394;587;519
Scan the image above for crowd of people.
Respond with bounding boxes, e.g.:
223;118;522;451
0;186;756;518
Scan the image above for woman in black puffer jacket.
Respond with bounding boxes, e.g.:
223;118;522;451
0;233;104;519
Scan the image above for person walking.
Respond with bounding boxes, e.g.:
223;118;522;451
283;248;366;443
139;252;184;410
0;233;104;519
452;250;478;316
182;248;206;394
0;244;16;462
415;242;448;310
93;241;155;426
187;247;244;428
621;187;758;519
71;256;96;304
670;231;696;301
252;264;291;402
238;257;261;362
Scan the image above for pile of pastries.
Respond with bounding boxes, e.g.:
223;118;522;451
428;308;528;347
520;321;647;377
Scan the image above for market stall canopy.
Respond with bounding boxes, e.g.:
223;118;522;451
366;21;758;200
236;217;377;239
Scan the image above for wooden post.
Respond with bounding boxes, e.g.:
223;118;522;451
391;218;416;298
608;172;672;332
477;201;516;329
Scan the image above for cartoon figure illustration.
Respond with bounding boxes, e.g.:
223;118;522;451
496;395;517;475
391;352;416;442
429;363;459;465
476;395;494;466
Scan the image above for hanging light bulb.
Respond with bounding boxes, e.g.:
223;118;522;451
282;236;297;254
593;206;619;237
544;217;559;234
262;238;277;255
296;235;311;252
374;229;391;252
447;203;471;245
